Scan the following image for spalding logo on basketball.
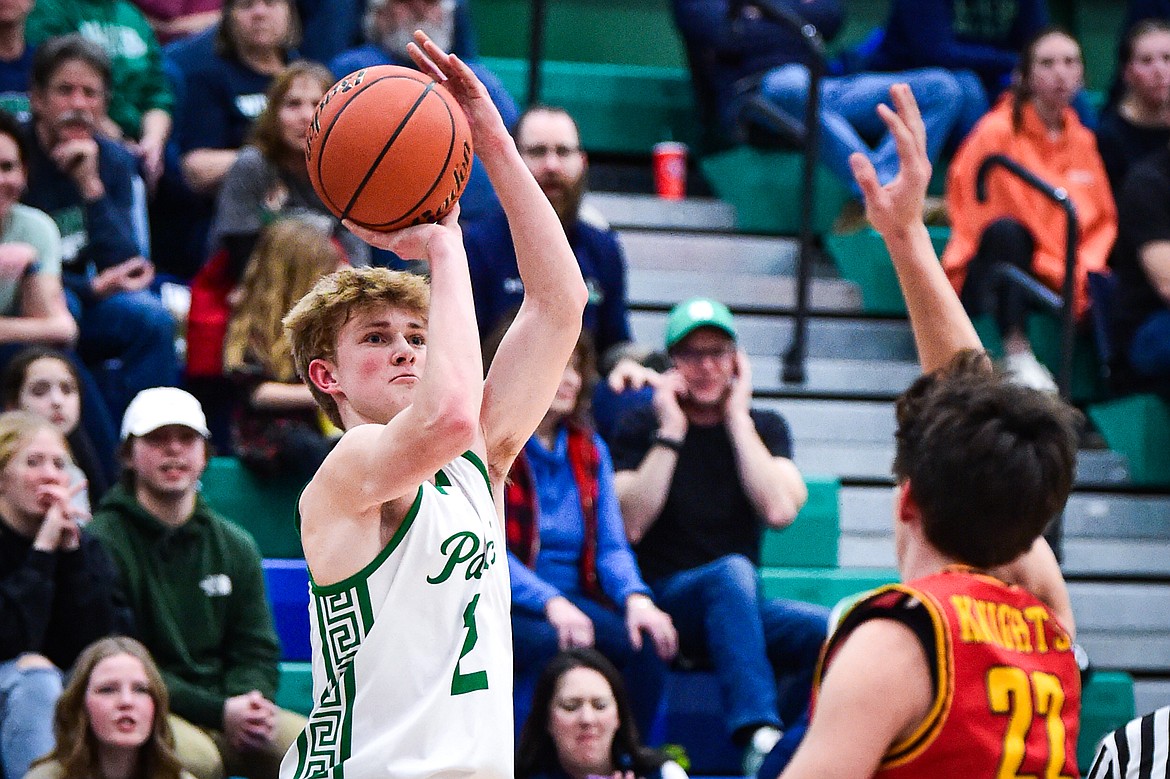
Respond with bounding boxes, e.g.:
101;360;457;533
305;65;474;232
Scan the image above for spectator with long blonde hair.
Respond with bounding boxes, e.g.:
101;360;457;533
26;637;192;779
222;219;346;478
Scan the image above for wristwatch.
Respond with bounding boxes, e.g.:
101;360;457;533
651;433;684;452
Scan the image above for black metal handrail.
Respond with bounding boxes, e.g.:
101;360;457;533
526;0;547;105
975;154;1079;400
737;0;826;385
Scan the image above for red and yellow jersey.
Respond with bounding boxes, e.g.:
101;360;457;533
816;567;1081;779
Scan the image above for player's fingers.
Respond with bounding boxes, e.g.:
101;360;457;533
891;83;927;156
849;153;881;203
627;620;643;651
436;201;462;226
406;41;445;83
876;102;915;164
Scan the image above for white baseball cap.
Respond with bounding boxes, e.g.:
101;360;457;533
121;387;211;441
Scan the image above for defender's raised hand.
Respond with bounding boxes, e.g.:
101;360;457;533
849;84;932;239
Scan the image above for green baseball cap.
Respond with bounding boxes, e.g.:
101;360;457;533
665;297;737;350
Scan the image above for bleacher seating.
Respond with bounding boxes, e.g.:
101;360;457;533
186;0;1170;768
200;457;305;558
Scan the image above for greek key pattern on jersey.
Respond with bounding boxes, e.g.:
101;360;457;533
292;587;372;779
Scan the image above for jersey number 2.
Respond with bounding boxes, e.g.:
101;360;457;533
451;594;489;695
987;666;1074;779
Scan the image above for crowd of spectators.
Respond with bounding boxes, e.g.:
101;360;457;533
2;1;1170;778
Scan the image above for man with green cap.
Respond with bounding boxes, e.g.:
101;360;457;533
610;297;829;776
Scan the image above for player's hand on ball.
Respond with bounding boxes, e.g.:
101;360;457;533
407;31;503;138
343;203;462;259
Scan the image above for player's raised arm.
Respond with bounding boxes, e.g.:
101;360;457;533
411;33;588;484
850;84;982;374
288;209;483;523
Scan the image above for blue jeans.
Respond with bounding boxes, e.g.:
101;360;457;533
1129;308;1170;377
0;657;63;779
66;288;179;425
650;554;828;739
759;66;963;197
513;595;668;738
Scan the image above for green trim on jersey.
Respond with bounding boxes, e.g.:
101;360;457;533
291;659;358;779
310;486;424;596
461;450;492;496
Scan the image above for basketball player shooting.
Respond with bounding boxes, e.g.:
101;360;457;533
278;32;588;779
776;85;1083;778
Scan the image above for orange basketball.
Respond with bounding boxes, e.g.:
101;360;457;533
305;65;474;232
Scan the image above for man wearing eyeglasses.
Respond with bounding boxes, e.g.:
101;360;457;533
464;105;647;386
610;297;828;777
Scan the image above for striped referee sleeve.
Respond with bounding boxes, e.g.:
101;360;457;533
1085;706;1170;779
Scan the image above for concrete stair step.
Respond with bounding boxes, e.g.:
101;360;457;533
585;192;737;231
838;535;1170;579
628;268;861;312
758;399;1129;484
841;487;1170;538
1135;681;1170;717
747;356;921;399
630;311;917;362
618;228;798;275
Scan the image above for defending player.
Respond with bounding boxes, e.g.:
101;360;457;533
777;85;1082;778
278;33;588;779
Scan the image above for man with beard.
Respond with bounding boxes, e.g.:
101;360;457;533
22;34;177;424
88;387;306;779
329;0;517;224
610;297;829;777
464;105;643;383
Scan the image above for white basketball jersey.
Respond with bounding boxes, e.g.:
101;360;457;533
281;452;513;779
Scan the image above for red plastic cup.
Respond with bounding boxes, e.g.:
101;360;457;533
652;142;688;200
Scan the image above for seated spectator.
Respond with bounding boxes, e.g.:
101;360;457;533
516;648;689;779
26;636;194;779
1086;705;1170;779
1;347;115;509
134;0;222;45
942;29;1116;391
222;219;344;479
0;109;78;355
1110;140;1170;391
330;0;518;225
87;387;304;779
465;106;652;390
295;0;361;69
858;0;1048;139
0;410;130;779
210;60;367;281
1097;20;1170;194
0;107;121;477
23;35;179;424
611;298;829;777
25;0;174;188
671;0;963;196
0;0;34;122
155;0;299;278
176;0;299;198
488;324;677;735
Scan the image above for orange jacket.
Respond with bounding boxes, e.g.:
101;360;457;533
942;97;1117;318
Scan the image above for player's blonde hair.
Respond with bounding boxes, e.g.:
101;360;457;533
224;219;343;384
282;266;431;428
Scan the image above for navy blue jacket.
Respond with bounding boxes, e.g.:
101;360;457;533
673;0;844;136
868;0;1048;98
463;209;631;356
24;130;140;301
